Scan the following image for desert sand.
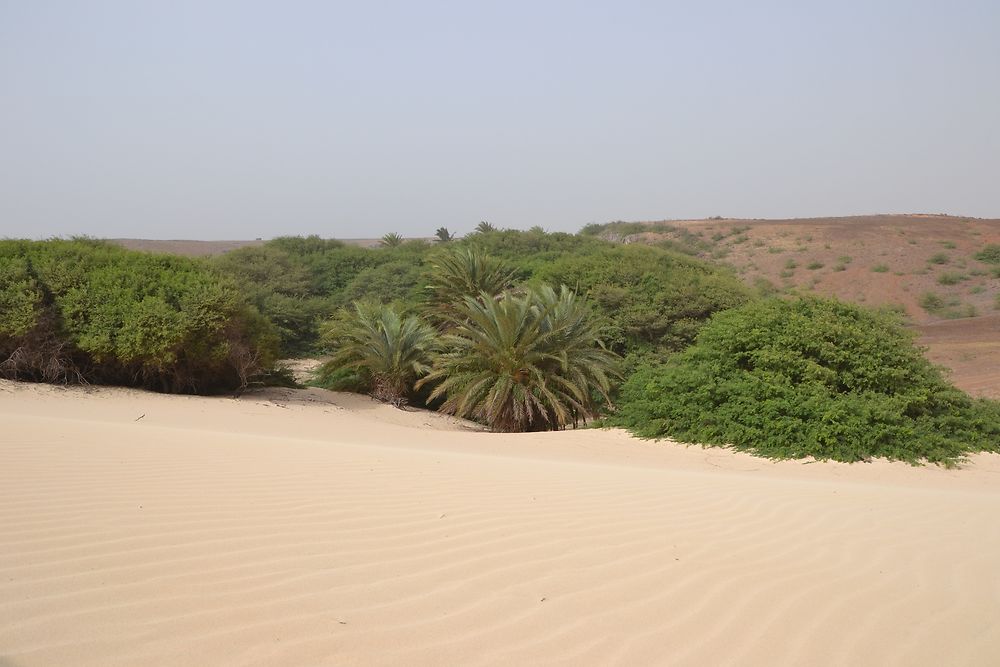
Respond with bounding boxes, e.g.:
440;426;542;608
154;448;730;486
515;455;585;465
3;380;1000;666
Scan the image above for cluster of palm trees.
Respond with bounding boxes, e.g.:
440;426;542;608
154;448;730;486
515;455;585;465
380;222;504;248
320;246;619;432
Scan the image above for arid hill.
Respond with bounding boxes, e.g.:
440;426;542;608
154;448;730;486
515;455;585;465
599;214;1000;398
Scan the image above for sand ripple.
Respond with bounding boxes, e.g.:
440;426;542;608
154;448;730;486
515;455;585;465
2;383;1000;666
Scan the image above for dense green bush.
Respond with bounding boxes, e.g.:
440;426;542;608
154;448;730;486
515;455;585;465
613;297;1000;465
531;244;751;353
212;244;330;354
213;237;433;353
214;230;748;359
0;239;278;393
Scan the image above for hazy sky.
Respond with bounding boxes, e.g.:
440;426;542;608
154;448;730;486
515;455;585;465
2;1;998;240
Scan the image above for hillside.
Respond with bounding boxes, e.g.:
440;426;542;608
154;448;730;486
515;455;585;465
591;214;1000;398
602;214;1000;321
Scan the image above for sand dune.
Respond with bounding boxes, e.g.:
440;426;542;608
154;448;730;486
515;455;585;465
2;381;1000;666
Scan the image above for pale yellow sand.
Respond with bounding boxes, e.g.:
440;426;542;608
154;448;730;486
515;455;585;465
3;380;1000;666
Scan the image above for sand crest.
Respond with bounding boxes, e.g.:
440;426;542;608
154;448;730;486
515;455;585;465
2;380;1000;666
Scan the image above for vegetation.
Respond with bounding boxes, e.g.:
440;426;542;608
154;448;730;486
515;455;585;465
380;233;404;248
871;264;889;273
928;253;950;265
211;230;749;361
418;285;618;431
937;272;968;286
0;239;278;393
8;225;998;455
423;246;517;324
528;243;752;354
973;244;1000;264
612;297;1000;465
919;292;945;313
316;302;436;405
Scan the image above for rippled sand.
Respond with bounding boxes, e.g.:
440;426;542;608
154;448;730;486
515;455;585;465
2;380;1000;666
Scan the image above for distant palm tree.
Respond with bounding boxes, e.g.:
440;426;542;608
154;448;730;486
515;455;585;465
434;227;454;243
424;247;518;323
475;221;497;234
380;233;404;248
418;285;618;431
319;302;436;406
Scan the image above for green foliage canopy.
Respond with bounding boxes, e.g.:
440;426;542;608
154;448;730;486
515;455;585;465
613;297;1000;465
0;239;278;393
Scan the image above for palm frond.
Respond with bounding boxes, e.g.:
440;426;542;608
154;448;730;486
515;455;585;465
320;301;436;405
418;285;619;431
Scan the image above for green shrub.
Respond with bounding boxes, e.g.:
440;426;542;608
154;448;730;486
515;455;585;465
937;272;968;286
871;264;889;273
974;244;1000;264
612;297;1000;465
215;230;749;360
213;237;432;354
0;240;278;392
929;253;950;265
806;261;824;270
753;277;778;296
919;292;945;313
942;304;977;319
339;259;426;307
530;243;751;353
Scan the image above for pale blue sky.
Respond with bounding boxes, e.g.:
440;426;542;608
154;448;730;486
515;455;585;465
1;1;998;239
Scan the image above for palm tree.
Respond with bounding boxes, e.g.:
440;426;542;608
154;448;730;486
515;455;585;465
417;285;618;431
319;302;436;406
434;227;454;243
475;221;497;234
380;233;404;248
423;247;518;323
